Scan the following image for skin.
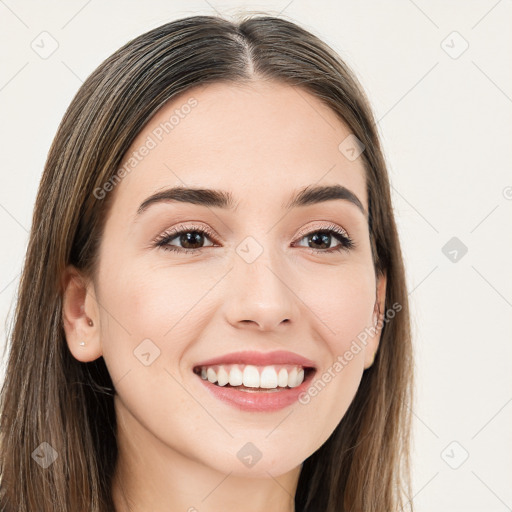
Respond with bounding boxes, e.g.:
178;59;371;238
62;80;386;512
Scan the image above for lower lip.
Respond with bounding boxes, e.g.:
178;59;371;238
195;370;316;412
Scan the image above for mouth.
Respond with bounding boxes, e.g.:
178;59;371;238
193;364;317;412
191;350;318;411
193;363;316;392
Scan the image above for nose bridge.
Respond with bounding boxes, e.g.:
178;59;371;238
223;234;298;330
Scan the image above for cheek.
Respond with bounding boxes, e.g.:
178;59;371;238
95;263;205;448
94;258;169;374
96;259;218;389
301;264;376;348
293;266;376;438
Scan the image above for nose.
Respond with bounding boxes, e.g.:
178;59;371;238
222;249;299;332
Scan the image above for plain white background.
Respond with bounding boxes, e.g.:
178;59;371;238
1;1;511;510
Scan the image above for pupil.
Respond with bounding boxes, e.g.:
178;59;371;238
181;231;203;249
310;233;330;249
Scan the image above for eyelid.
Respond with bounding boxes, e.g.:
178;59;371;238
294;221;350;241
154;221;351;245
152;222;219;246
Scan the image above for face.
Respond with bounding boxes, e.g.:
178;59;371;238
64;80;385;479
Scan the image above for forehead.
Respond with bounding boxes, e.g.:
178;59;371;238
109;80;368;217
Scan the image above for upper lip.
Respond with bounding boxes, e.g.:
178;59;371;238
193;350;317;369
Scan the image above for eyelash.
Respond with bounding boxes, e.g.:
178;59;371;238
153;222;354;255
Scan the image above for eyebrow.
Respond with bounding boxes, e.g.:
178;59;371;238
136;184;366;216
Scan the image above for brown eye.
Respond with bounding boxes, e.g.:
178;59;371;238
155;225;216;254
295;226;354;254
175;231;206;249
305;232;335;250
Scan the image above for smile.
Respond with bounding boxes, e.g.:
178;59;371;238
193;364;316;390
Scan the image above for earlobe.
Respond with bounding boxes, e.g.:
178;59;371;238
61;265;102;362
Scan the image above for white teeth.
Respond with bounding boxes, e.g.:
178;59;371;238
243;365;260;388
278;368;288;387
217;366;229;386
287;368;305;387
260;366;278;388
288;367;298;387
197;364;309;389
296;368;305;387
207;367;217;383
229;365;243;386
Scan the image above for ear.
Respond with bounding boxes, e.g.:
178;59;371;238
363;270;387;370
61;264;103;362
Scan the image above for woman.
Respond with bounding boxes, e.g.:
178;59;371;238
0;13;414;512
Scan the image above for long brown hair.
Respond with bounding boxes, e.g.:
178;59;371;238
0;13;414;512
